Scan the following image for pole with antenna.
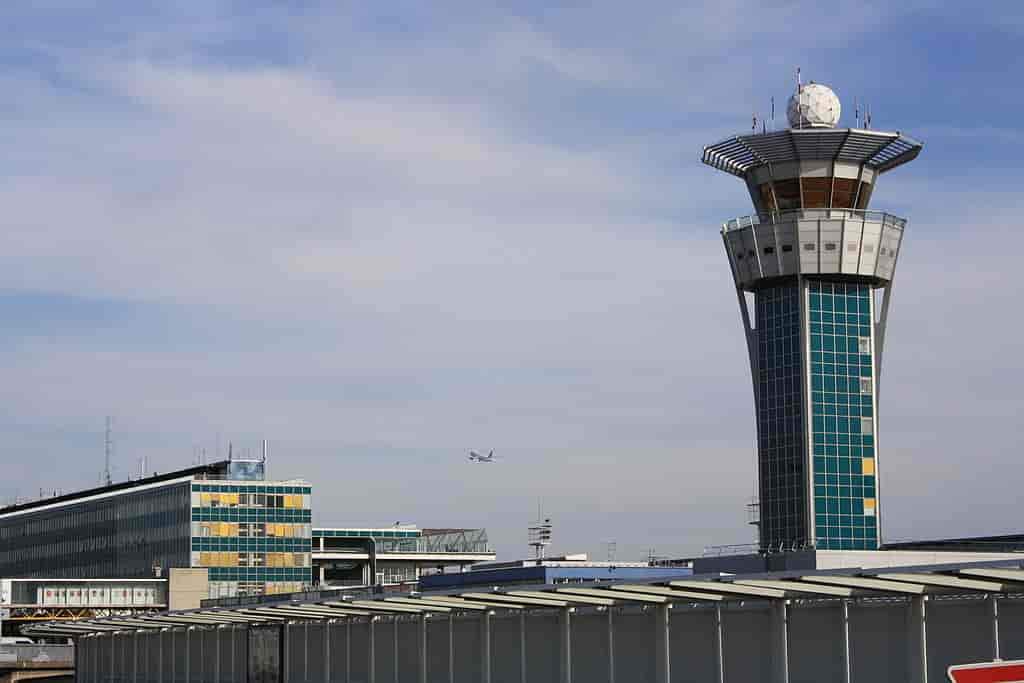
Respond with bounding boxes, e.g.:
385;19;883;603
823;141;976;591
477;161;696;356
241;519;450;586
796;66;803;129
104;416;113;486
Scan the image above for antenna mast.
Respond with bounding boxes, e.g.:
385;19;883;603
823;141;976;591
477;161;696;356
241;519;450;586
104;416;114;486
528;513;552;561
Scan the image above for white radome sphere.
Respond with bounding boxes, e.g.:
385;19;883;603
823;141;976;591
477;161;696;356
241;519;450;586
786;83;841;128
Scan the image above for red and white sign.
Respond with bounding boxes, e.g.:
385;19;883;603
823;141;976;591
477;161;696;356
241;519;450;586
948;660;1024;683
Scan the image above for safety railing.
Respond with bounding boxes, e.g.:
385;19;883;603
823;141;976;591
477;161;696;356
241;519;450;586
723;209;906;233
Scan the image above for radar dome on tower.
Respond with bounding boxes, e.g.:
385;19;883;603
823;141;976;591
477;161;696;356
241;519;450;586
786;82;841;129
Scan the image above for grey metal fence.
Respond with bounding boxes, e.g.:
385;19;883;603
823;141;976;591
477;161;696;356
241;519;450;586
71;593;1024;683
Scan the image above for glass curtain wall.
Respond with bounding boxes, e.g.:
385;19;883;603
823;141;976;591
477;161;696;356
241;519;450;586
191;483;312;597
808;281;879;550
0;484;191;579
755;284;807;550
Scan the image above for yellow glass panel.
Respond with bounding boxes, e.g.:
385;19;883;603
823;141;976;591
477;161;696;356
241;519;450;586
220;522;231;537
199;552;211;566
862;458;875;475
200;493;211;507
863;497;876;509
283;553;294;567
277;523;286;538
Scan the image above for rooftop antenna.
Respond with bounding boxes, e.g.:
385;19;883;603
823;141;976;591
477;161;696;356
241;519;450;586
261;439;268;463
771;96;775;131
795;66;803;129
527;502;552;561
854;96;860;128
104;416;114;486
751;113;758;134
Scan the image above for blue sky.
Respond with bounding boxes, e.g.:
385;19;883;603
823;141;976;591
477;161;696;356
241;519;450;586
3;1;1024;560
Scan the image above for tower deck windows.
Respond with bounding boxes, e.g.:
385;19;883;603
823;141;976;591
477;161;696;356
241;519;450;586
757;177;874;211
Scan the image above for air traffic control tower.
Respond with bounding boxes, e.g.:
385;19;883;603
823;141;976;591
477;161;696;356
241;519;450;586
702;82;922;553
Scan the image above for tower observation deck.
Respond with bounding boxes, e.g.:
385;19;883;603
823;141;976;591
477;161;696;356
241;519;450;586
702;82;922;553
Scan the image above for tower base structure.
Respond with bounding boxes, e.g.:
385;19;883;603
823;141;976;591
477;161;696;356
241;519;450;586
723;208;906;551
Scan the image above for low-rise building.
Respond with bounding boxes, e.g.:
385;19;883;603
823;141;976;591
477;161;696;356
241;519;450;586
419;553;693;591
0;459;311;599
313;527;495;588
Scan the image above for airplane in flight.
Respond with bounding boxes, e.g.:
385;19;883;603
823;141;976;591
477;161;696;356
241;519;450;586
468;450;496;463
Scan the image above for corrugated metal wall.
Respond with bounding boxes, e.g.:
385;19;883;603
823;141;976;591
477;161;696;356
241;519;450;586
75;594;1024;683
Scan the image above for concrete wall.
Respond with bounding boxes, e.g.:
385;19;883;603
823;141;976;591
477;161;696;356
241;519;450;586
167;569;209;612
74;594;1023;683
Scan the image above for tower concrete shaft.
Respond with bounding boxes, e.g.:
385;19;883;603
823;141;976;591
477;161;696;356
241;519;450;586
703;114;922;552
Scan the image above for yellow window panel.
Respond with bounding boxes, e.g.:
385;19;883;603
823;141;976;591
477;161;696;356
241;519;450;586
200;493;211;507
277;523;287;538
862;458;875;475
199;552;211;566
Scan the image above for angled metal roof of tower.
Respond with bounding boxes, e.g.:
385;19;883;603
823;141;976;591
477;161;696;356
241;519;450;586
702;128;923;178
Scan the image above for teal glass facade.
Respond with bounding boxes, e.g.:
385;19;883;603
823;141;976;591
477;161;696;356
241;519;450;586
754;279;881;552
808;281;878;550
190;482;312;597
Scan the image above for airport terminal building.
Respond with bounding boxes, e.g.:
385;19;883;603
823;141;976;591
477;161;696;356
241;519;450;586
0;459;312;599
